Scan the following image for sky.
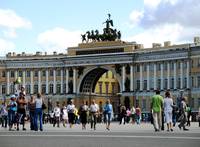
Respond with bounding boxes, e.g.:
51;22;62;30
0;0;200;56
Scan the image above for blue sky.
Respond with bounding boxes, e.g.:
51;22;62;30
0;0;200;56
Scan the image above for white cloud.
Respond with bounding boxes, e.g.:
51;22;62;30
129;10;144;28
0;38;15;56
127;0;200;47
0;9;32;29
37;27;82;53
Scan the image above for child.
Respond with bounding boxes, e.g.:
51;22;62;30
53;102;60;128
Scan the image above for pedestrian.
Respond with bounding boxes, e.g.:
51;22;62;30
130;105;136;124
135;104;141;125
164;91;173;132
53;101;61;128
198;107;200;127
28;95;35;130
7;95;17;131
79;100;88;130
62;106;68;127
34;93;44;131
16;92;27;131
151;90;163;132
119;105;126;125
172;102;178;127
67;99;75;128
103;99;113;130
89;99;99;130
178;97;189;131
0;101;8;128
186;104;192;127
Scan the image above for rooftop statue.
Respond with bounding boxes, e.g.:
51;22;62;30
82;14;121;43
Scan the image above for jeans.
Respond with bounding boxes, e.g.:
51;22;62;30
34;108;43;131
90;112;97;129
1;115;8;128
105;113;112;125
29;111;35;130
8;110;16;127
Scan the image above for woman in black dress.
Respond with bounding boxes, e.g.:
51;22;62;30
79;100;88;130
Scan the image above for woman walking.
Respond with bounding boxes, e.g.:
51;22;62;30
67;99;75;128
79;100;88;130
164;91;173;131
34;93;44;131
103;99;113;130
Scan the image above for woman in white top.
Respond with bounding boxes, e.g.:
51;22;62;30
67;99;75;128
164;91;173;131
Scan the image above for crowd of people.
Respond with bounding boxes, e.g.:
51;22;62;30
0;88;200;132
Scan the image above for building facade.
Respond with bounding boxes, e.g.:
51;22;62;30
0;38;200;112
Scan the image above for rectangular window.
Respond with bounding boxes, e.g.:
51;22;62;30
26;85;30;94
26;71;30;77
157;63;161;71
2;85;6;94
143;80;147;90
105;82;109;94
34;71;38;77
136;80;140;90
112;73;114;79
99;82;102;94
50;70;53;77
198;76;200;87
42;71;46;77
18;71;22;77
56;70;61;76
143;64;147;72
177;78;181;89
184;78;187;88
157;79;161;89
34;84;38;94
142;99;146;111
56;84;61;94
49;84;53;94
10;84;14;94
164;79;168;89
10;71;14;78
171;78;174;89
191;77;194;87
42;84;46;94
111;83;115;94
136;65;140;72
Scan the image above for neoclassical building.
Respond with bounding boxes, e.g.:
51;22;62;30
0;38;200;112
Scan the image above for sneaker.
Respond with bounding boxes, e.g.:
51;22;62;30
23;128;26;131
183;128;189;131
170;129;173;132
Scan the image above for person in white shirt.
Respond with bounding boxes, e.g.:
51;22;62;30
67;99;75;128
62;106;68;127
164;91;173;131
89;99;99;130
53;101;60;128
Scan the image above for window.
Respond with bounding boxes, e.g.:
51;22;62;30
1;71;5;77
34;84;38;94
171;78;174;89
136;65;140;72
170;62;174;70
157;63;161;71
49;84;53;94
143;64;147;72
56;70;61;76
42;71;46;77
105;82;109;94
198;76;200;88
191;77;194;87
50;70;53;77
112;73;114;79
136;80;140;90
2;85;6;94
10;71;14;78
177;78;181;89
164;79;168;89
164;63;167;70
18;71;22;77
56;84;61;94
184;78;187;88
42;84;46;94
143;80;147;90
63;84;66;94
34;71;38;77
157;79;161;89
99;82;102;94
142;99;146;111
26;71;30;77
111;83;115;94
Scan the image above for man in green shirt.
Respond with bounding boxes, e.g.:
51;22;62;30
151;90;163;132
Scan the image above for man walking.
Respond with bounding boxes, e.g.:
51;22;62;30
151;90;163;132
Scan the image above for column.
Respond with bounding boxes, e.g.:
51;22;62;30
130;65;133;91
186;60;190;89
61;69;63;94
122;65;125;92
160;63;163;90
147;64;150;91
38;70;41;93
6;71;10;95
180;61;183;89
73;68;76;93
30;70;33;94
66;68;69;93
174;62;177;89
140;64;143;91
167;62;170;89
46;69;49;94
14;71;18;91
22;70;26;87
154;63;157;90
53;69;56;94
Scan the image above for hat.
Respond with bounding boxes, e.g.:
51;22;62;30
10;95;16;98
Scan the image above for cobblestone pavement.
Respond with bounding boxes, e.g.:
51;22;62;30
0;122;200;147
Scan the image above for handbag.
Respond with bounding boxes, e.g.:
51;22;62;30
42;103;47;110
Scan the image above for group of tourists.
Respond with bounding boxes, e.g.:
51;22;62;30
0;88;200;132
